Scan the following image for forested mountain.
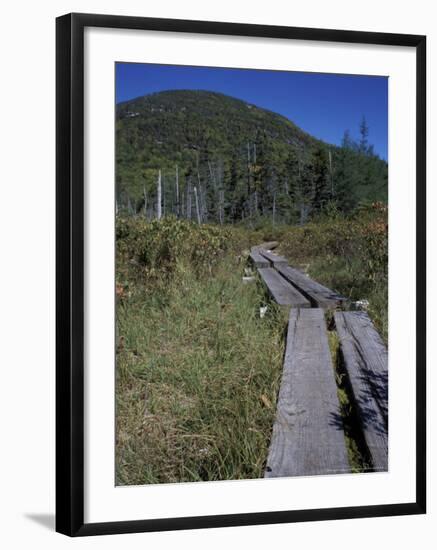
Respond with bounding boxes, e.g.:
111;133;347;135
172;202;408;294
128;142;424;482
116;90;387;224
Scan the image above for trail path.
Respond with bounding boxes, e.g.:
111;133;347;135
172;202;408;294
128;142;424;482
250;244;388;477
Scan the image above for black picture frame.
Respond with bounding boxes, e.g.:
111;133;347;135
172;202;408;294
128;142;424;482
56;12;426;537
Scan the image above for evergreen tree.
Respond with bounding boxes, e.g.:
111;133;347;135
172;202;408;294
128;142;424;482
223;152;243;222
341;129;354;150
311;146;330;212
283;148;299;202
279;148;300;223
295;159;314;225
359;116;369;155
335;148;359;213
116;91;388;222
254;130;278;217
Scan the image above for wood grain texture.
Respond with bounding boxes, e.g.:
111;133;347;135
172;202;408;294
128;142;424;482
257;268;310;308
251;241;279;251
276;264;347;309
258;248;289;266
265;308;350;478
334;311;388;472
249;250;270;268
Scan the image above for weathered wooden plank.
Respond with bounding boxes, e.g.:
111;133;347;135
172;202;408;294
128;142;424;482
334;311;388;472
258;248;289;266
276;264;347;309
249;249;270;268
251;241;279;252
265;308;350;477
257;268;310;308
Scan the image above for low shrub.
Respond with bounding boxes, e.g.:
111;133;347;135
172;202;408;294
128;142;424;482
279;204;388;341
116;216;243;289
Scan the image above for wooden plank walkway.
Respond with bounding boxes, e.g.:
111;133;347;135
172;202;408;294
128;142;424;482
249;249;270;268
251;241;278;251
334;311;388;472
265;308;350;477
258;248;289;266
248;243;388;477
257;268;310;308
276;264;347;309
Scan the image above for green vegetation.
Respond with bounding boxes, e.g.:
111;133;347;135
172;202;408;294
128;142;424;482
327;331;373;473
249;202;388;342
278;203;388;343
116;210;387;484
116;218;285;484
116;90;387;223
115;90;388;483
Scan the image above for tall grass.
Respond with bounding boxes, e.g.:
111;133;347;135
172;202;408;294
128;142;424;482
116;223;285;485
277;204;388;343
115;209;388;484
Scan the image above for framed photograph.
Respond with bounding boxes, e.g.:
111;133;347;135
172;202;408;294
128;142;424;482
56;12;426;536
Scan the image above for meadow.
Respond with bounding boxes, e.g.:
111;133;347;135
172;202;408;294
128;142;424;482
115;204;387;485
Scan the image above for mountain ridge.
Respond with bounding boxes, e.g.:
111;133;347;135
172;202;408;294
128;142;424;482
116;89;387;221
117;89;321;144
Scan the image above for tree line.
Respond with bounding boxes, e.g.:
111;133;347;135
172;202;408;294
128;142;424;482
117;117;387;225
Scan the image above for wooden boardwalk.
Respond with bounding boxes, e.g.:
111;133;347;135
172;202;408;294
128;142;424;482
335;311;388;472
257;268;310;308
258;248;289;266
276;264;347;310
265;308;350;477
249;249;270;268
249;243;388;478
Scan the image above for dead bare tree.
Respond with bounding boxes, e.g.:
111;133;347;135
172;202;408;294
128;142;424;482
163;174;167;216
199;183;208;222
272;191;276;226
175;165;180;217
217;160;225;225
247;142;252;219
194;186;201;224
186;178;192;220
156;169;162;220
193;152;207;221
181;189;185;218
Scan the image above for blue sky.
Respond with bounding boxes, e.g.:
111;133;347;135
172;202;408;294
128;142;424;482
116;63;388;160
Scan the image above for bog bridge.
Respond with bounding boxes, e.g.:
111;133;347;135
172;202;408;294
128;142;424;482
249;244;388;477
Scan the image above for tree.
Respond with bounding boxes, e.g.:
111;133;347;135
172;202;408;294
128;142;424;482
186;176;192;220
254;130;277;218
295;159;314;225
359;116;369;155
334;148;359;213
143;185;148;218
278;148;300;223
328;149;334;198
193;186;201;224
175;165;180;217
311;146;330;212
223;152;243;222
156;170;162;219
116;91;387;222
341;129;354;150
